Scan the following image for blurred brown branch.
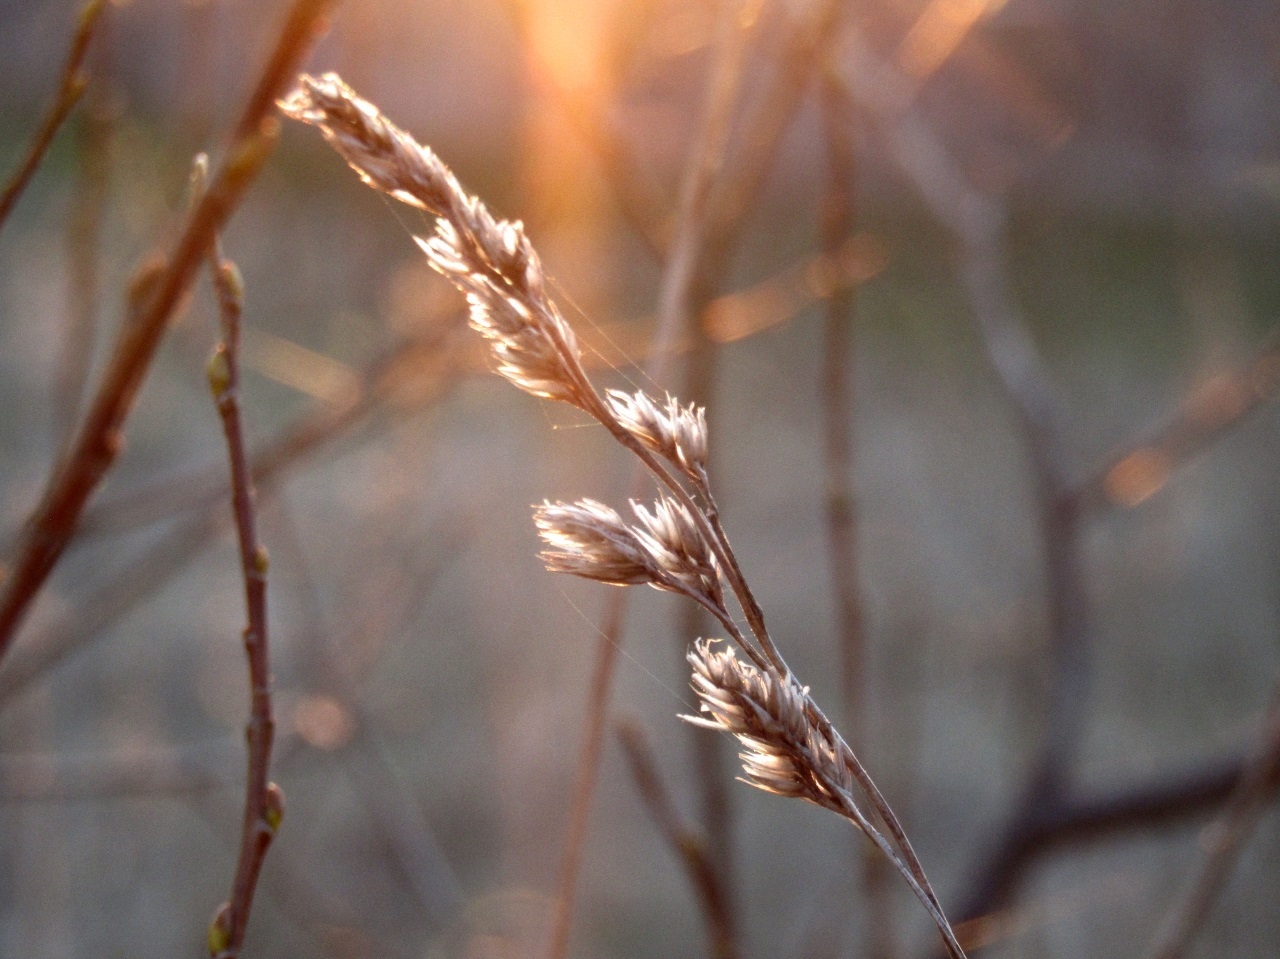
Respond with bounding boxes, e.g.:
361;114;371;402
0;0;107;235
56;25;115;450
618;719;738;959
544;6;762;959
817;62;896;959
1147;682;1280;959
0;0;337;664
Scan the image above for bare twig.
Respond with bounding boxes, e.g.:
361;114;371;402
0;0;336;662
833;34;1091;934
678;315;738;952
617;719;737;959
954;749;1277;924
1148;683;1280;959
0;0;107;235
200;170;281;958
817;65;896;959
56;23;114;450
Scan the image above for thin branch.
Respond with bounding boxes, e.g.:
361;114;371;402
544;589;627;959
833;29;1092;922
678;314;738;952
817;64;896;959
0;0;337;663
56;22;114;450
0;0;107;235
955;750;1276;924
1148;683;1280;959
201;182;280;958
617;719;737;959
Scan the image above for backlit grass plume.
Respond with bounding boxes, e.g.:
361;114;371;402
280;72;967;959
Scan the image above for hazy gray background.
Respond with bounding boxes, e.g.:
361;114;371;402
1;1;1278;957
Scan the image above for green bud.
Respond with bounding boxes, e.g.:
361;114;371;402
264;782;286;835
207;902;232;956
218;261;244;309
206;346;231;399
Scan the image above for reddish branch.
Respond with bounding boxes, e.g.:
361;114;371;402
0;0;335;662
0;0;107;235
202;194;280;957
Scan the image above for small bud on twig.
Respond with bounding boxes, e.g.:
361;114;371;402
263;782;285;835
207;902;233;957
206;346;231;399
218;261;245;309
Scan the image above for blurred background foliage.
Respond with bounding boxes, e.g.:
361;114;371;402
1;0;1279;957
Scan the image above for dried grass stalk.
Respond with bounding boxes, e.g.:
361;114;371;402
281;71;966;959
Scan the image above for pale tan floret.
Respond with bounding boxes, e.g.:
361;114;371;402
686;639;853;803
605;389;708;478
534;500;655;587
629;497;722;604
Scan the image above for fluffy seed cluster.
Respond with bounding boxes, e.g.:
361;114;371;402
630;498;721;604
534;499;653;586
535;498;721;604
605;389;708;479
686;640;854;804
280;73;584;405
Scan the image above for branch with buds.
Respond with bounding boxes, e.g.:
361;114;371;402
280;72;967;959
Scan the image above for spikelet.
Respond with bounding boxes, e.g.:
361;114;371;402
605;389;708;479
280;73;586;406
629;497;722;605
685;639;854;804
534;500;655;586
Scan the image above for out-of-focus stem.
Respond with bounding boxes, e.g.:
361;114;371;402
0;0;107;235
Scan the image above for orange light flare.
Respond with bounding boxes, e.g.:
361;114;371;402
703;233;887;344
292;694;355;751
1104;448;1171;509
897;0;1010;84
515;0;623;326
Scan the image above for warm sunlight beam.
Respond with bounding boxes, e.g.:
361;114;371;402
898;0;1009;83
